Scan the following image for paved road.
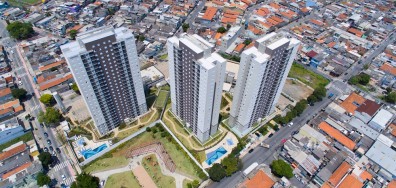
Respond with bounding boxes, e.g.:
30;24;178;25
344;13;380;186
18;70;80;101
0;21;74;186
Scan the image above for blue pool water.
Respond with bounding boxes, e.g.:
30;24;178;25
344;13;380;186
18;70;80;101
227;139;234;146
77;138;85;146
205;146;227;165
81;144;108;159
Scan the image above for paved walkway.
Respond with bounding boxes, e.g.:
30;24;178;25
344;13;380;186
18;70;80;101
93;153;191;188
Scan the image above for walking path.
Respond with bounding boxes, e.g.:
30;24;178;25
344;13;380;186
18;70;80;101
93;153;192;188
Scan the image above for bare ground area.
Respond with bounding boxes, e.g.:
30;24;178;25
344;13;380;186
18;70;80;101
282;79;314;102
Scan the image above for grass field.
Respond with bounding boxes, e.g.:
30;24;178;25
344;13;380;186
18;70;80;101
288;63;329;89
183;179;192;188
105;171;140;188
83;127;205;180
142;154;176;188
6;0;41;7
84;156;129;174
0;132;34;152
155;91;169;108
146;95;157;108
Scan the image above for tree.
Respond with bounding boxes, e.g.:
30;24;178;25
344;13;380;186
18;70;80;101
294;100;307;116
138;35;145;41
307;95;317;104
6;21;34;39
363;64;369;70
38;107;62;125
270;159;293;179
40;94;54;106
70;29;78;40
71;173;100;188
313;87;326;99
146;127;152;132
226;24;231;30
384;92;396;104
386;87;393;94
71;83;79;93
208;163;226;182
349;73;371;85
221;156;240;176
11;88;27;99
38;152;53;167
182;23;190;32
243;39;252;45
217;27;227;33
37;172;51;186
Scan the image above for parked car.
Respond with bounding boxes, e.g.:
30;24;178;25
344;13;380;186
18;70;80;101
62;175;66;181
248;149;254;153
49;146;54;151
44;132;48;137
56;148;61;154
43;147;48;152
47;139;51;145
268;133;274;138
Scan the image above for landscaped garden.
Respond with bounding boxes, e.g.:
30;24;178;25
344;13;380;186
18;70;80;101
82;123;207;180
104;171;141;188
142;154;176;188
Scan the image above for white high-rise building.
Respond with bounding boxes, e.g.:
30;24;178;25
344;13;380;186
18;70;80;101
61;26;147;136
229;32;300;134
167;34;226;142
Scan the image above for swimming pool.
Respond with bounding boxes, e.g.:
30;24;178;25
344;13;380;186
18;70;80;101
81;144;108;159
205;146;227;165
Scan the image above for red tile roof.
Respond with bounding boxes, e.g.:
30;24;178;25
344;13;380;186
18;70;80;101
39;60;65;72
306;50;318;58
338;175;363;188
202;7;217;21
241;170;275;188
388;180;396;188
310;19;324;26
340;92;366;115
328;162;351;186
347;28;364;37
355;99;380;116
319;122;356;150
0;88;11;98
234;43;246;53
380;63;396;76
39;74;73;91
327;41;336;48
2;162;32;180
0;144;26;160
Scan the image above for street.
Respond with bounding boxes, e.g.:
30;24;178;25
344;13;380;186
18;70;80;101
0;21;74;186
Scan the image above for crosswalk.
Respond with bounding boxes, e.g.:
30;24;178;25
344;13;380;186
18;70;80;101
52;160;70;172
29;105;41;112
13;66;25;72
61;177;74;186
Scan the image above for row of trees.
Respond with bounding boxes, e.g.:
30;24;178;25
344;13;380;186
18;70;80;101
274;86;326;125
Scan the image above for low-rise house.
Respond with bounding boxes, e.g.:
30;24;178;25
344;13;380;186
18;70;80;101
0;88;12;104
368;109;393;132
354;99;381;123
0;118;25;145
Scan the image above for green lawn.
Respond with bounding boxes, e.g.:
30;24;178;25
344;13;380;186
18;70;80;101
183;179;192;188
83;156;129;174
142;154;176;188
221;96;229;109
105;171;141;188
155;91;169;108
68;126;92;140
140;110;158;124
0;132;34;152
6;0;41;7
83;126;206;180
288;63;329;89
146;95;157;108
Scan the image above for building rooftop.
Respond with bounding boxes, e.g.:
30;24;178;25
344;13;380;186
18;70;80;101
240;170;275;188
338;175;363;188
355;99;381;116
366;139;396;176
339;92;365;115
348;118;379;140
327;161;351;187
202;7;217;21
0;143;26;161
369;109;393;130
0;88;11;98
319;122;356;150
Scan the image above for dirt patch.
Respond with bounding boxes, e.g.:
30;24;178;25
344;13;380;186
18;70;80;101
276;95;293;111
282;79;314;101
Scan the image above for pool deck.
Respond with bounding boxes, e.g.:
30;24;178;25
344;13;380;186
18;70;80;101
202;132;238;169
71;136;109;159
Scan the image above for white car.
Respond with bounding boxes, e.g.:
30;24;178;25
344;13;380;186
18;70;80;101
18;81;22;86
62;174;66;181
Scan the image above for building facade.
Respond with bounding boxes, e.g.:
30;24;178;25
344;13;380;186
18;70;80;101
229;32;300;133
167;34;226;142
61;26;147;136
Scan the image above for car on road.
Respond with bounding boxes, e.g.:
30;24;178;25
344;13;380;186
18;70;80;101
10;50;14;54
40;123;44;128
248;149;254;153
43;147;48;152
268;133;274;138
44;132;48;137
47;139;51;145
18;81;22;85
49;146;54;151
62;174;66;181
56;148;61;154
